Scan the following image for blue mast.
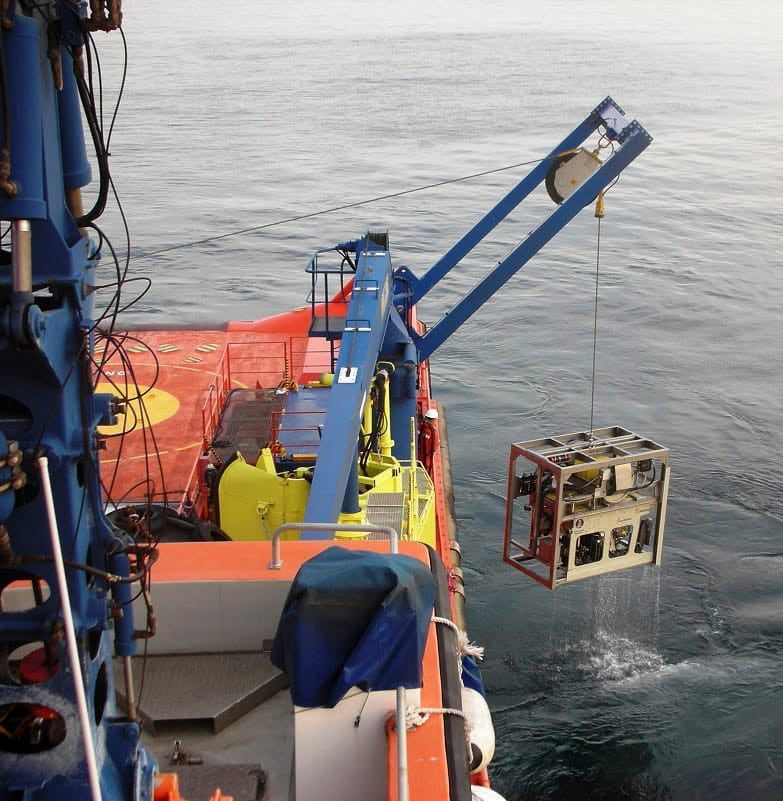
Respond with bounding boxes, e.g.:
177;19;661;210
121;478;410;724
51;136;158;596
0;4;153;800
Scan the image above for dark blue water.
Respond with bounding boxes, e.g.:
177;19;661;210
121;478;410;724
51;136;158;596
99;2;783;798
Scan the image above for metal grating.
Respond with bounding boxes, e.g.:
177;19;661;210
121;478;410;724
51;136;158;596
365;492;404;537
211;389;286;465
115;652;288;734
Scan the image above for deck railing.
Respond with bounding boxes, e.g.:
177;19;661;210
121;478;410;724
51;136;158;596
183;336;333;512
201;339;291;447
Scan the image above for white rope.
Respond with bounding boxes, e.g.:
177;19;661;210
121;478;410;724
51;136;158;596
404;704;473;762
404;704;468;731
431;615;485;662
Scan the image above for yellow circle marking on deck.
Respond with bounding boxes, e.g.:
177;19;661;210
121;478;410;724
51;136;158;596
96;383;180;435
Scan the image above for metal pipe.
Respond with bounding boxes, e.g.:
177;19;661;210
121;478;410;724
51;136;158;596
396;686;410;801
123;655;137;721
340;450;360;515
37;457;103;801
12;219;32;294
66;187;88;237
269;522;399;569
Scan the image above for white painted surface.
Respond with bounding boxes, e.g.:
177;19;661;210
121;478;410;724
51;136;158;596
295;686;421;801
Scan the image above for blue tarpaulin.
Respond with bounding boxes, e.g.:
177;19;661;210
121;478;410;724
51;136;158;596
271;546;436;708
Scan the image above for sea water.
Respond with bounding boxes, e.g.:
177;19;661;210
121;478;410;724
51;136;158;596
97;2;783;798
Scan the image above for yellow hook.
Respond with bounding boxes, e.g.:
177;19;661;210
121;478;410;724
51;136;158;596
594;191;605;219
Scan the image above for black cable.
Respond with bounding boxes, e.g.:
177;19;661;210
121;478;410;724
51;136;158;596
71;51;110;225
92;330;165;513
22;547;158;585
56;4;118;227
106;27;128;150
87;218;128;340
133;157;551;260
103;331;171;522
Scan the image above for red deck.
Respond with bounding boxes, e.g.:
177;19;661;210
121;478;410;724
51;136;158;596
98;327;333;508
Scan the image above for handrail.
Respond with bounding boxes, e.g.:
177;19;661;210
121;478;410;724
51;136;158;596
38;457;103;801
396;686;410;801
268;522;399;569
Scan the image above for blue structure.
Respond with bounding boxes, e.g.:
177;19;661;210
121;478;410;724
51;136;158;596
302;97;651;529
409;99;651;359
0;5;153;800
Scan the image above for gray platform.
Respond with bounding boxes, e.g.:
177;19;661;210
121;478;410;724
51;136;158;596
116;652;288;734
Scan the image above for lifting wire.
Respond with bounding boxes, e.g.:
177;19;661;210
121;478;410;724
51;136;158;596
588;191;605;440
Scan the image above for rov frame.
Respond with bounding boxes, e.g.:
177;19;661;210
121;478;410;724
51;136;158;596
503;426;670;590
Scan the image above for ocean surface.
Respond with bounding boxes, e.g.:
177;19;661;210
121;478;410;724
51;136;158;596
97;2;782;799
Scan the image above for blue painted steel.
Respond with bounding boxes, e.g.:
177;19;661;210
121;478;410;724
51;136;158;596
58;48;93;190
304;248;394;528
411;97;634;304
416;120;652;360
0;432;14;521
0;8;150;801
380;308;419;459
341;450;361;514
1;16;46;219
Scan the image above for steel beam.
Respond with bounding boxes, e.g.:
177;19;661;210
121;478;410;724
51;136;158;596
416;120;652;360
303;249;394;528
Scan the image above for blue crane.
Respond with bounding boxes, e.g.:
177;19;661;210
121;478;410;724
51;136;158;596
303;98;651;526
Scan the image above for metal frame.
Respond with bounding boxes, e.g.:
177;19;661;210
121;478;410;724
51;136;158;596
502;426;670;589
301;98;652;535
412;98;652;360
303;248;394;527
0;7;153;800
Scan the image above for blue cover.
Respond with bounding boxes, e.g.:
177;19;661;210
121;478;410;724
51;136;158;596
271;546;436;708
461;655;486;694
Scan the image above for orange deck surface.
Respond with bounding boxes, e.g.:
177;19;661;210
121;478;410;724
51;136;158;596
151;538;432;583
150;537;452;801
98;328;332;506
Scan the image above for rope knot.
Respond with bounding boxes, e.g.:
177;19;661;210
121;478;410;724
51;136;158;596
431;615;485;664
405;705;430;729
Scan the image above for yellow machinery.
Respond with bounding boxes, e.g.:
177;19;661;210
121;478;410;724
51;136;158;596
217;447;436;547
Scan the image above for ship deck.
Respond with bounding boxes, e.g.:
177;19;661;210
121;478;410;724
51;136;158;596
122;538;456;801
99;327;334;508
